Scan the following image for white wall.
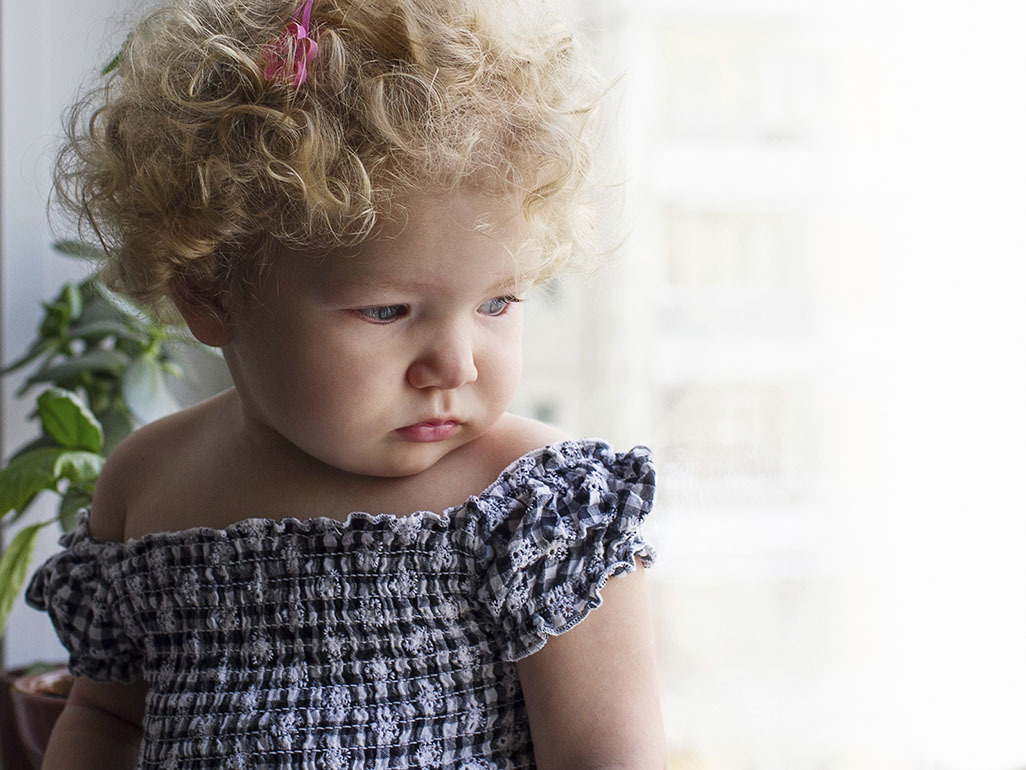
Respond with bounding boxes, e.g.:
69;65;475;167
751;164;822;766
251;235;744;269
1;0;135;667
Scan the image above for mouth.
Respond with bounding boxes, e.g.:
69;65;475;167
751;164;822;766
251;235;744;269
394;419;460;443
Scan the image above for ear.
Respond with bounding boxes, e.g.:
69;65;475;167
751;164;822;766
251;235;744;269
171;279;232;348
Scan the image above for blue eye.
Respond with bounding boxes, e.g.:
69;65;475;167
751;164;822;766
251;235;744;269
358;305;408;323
478;296;521;316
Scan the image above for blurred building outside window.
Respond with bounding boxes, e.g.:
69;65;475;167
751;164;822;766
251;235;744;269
5;2;1026;769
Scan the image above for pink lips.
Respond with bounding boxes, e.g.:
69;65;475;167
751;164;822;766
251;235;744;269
395;420;459;443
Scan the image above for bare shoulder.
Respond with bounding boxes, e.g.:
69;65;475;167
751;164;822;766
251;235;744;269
435;414;570;502
480;413;571;469
88;391;233;542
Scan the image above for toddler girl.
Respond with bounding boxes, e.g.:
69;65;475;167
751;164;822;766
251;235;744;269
27;0;664;767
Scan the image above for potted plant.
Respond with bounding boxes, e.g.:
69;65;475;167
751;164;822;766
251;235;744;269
0;242;206;767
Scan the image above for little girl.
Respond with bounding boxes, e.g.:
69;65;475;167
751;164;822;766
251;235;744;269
27;0;664;767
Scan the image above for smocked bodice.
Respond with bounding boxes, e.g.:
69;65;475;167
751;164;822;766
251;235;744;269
26;440;656;769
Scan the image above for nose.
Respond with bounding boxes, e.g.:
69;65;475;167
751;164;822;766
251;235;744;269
406;322;478;390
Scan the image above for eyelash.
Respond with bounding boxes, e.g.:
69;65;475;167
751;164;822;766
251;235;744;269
356;296;522;324
478;295;522;316
358;305;408;323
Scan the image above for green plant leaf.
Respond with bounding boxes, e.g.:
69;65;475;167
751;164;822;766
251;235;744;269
77;285;131;326
5;436;60;464
26;349;131;386
102;38;129;75
3;493;39;527
1;339;57;376
93;282;149;325
37;388;104;452
53;452;104;485
59;284;83;322
39;302;71;340
0;448;64;518
70;321;148;347
100;407;134;449
53;241;106;261
59;486;94;532
99;406;135;453
123;356;180;423
16;350;60;397
161;359;185;379
0;521;49;632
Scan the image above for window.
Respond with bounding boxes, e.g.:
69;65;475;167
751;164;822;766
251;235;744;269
524;1;1026;767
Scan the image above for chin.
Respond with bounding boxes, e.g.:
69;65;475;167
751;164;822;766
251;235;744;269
352;452;438;480
376;439;469;478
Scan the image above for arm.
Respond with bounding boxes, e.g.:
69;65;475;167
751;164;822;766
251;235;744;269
516;561;666;770
42;677;146;770
42;435;146;769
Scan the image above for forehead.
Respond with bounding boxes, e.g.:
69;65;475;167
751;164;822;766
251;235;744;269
280;187;538;291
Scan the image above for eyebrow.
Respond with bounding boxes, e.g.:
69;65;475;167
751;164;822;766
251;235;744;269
335;272;527;296
311;269;531;306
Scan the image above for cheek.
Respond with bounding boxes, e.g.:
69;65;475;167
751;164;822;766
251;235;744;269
506;337;524;380
485;327;524;393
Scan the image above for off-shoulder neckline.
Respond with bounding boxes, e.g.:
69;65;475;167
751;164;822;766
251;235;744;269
79;438;632;548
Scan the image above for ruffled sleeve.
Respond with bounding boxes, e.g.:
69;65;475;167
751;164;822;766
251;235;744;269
24;510;141;682
472;441;656;661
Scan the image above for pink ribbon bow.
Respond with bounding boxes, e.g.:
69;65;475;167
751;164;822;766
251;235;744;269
262;0;319;87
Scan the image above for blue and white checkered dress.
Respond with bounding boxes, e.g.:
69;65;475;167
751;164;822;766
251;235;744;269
26;439;656;769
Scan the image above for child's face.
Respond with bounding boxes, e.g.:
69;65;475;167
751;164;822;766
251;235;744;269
220;188;531;479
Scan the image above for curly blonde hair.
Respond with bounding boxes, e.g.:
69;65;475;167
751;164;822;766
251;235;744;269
53;0;606;316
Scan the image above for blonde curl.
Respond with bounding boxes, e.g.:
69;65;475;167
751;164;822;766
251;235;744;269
53;0;608;317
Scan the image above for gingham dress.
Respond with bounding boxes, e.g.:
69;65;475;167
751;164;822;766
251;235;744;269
26;439;655;770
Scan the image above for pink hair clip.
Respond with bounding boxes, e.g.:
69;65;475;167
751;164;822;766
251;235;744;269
262;0;319;87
